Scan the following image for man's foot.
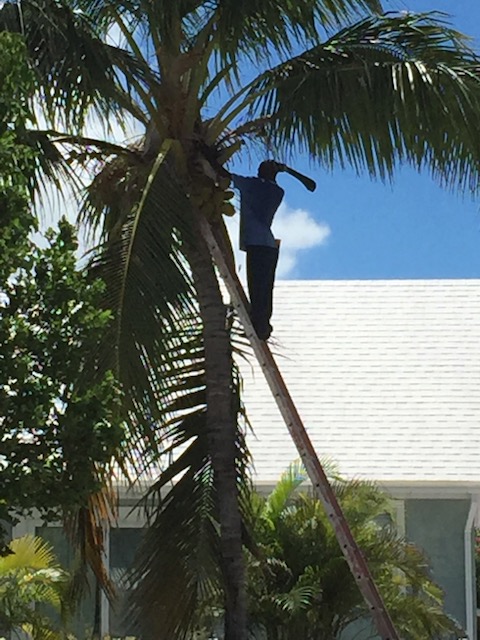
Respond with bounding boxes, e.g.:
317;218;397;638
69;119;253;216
255;324;272;341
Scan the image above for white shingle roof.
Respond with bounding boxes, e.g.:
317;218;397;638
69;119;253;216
240;280;480;485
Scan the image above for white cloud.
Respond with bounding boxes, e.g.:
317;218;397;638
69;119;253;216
273;204;330;277
273;205;330;250
225;201;330;280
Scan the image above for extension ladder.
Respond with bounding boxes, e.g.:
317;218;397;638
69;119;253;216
200;217;401;640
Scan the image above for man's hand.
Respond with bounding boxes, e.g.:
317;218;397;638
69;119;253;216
199;141;231;179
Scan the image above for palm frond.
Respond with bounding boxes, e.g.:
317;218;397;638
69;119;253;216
244;12;480;191
128;413;219;640
128;362;250;639
0;0;151;129
0;535;67;634
14;129;86;212
84;145;203;476
198;0;383;62
273;580;317;614
263;461;307;525
62;486;117;603
0;535;59;573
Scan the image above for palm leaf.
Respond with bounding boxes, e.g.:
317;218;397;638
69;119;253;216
210;0;382;60
262;461;307;525
128;365;250;640
0;535;67;637
274;586;317;614
244;12;480;190
63;486;117;603
128;415;219;640
0;535;59;573
87;0;382;57
84;143;202;471
262;458;343;527
14;129;85;210
0;0;150;128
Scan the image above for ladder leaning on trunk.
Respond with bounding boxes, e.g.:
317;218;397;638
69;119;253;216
199;216;401;640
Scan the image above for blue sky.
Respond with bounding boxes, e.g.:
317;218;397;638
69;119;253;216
228;0;480;280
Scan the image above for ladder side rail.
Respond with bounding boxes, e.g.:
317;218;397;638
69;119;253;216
200;217;400;640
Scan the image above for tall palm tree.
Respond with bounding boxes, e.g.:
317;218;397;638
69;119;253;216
3;1;480;638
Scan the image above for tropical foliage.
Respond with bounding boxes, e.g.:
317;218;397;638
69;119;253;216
0;32;123;555
2;1;480;639
0;217;124;514
244;463;461;640
0;534;68;640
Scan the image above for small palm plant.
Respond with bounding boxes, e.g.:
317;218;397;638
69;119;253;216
0;535;69;640
245;463;462;640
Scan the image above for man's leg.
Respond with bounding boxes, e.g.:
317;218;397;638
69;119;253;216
246;245;279;340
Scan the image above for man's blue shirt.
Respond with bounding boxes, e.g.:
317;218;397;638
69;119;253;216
232;174;284;251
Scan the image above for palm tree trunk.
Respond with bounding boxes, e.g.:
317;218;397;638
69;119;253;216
186;231;247;640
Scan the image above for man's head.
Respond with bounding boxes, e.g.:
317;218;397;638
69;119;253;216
258;160;283;181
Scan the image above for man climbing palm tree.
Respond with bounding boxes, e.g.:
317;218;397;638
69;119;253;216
5;1;480;638
219;159;286;340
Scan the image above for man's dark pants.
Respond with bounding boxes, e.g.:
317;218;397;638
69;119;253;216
246;244;279;340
